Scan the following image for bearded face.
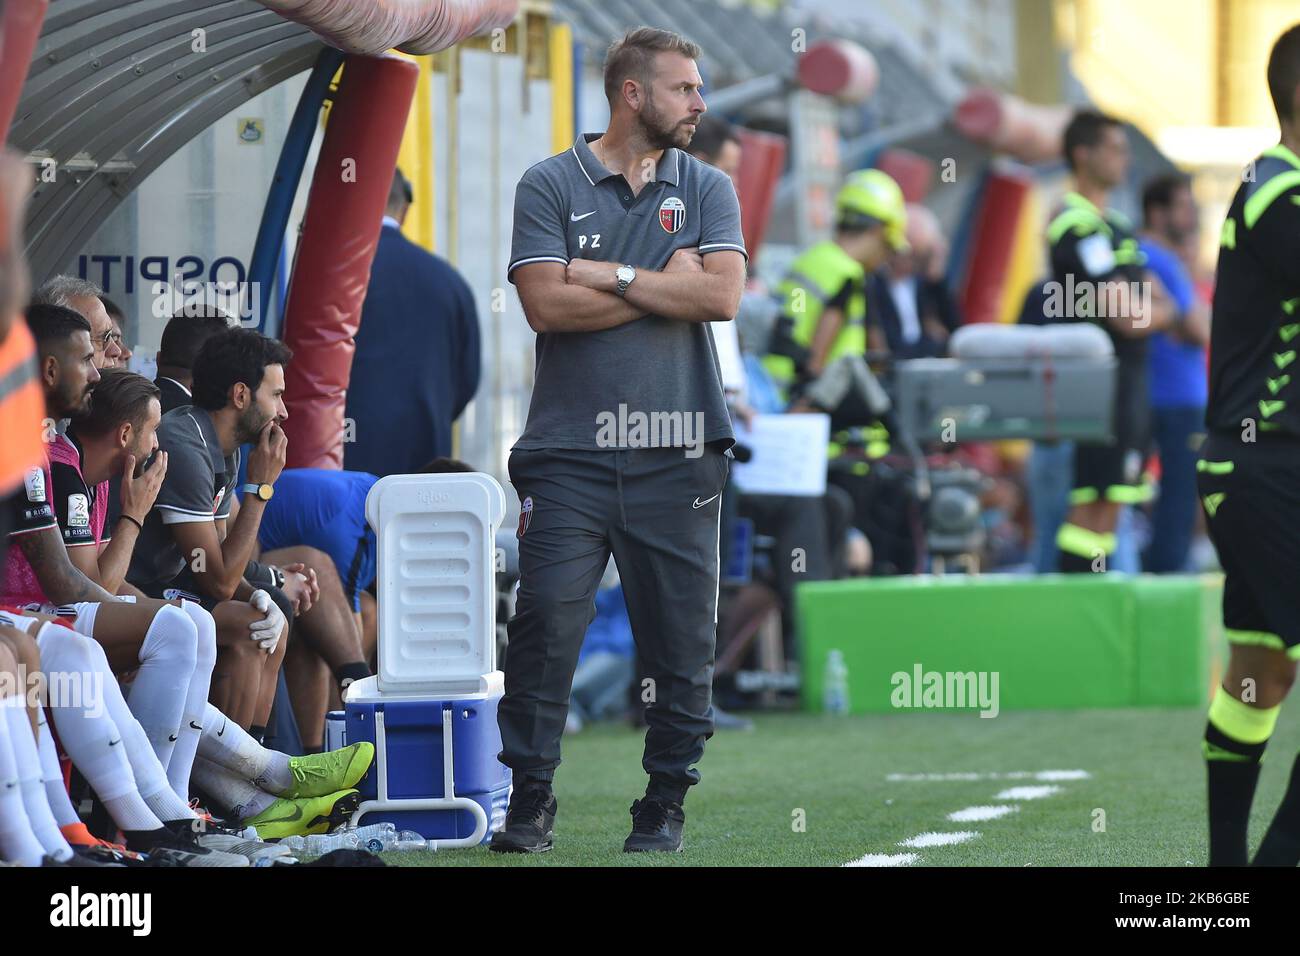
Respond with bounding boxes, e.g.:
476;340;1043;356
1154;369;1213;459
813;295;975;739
234;400;274;446
630;52;705;152
638;88;697;151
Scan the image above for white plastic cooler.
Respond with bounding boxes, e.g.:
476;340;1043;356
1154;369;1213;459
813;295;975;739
337;472;511;849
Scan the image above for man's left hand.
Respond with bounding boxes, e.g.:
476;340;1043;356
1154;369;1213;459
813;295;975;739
277;563;319;615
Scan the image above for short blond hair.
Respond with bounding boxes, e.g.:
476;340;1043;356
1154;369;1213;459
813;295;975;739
603;27;701;107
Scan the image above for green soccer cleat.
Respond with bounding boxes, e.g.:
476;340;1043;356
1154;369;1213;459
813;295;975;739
245;789;361;840
283;742;375;800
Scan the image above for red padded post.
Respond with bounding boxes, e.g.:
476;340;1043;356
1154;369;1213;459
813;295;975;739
279;54;418;469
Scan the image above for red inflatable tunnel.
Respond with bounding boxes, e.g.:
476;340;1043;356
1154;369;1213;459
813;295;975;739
280;54;418;469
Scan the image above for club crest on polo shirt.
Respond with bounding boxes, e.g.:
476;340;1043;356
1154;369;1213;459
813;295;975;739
659;196;686;234
517;495;533;539
67;494;90;528
23;467;45;503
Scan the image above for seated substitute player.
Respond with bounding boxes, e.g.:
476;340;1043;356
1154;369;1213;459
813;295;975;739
0;623;81;865
2;306;237;774
115;306;314;621
7;307;272;737
1049;110;1176;573
0;310;348;850
46;367;372;820
124;327;305;737
0;608;262;865
1198;24;1300;868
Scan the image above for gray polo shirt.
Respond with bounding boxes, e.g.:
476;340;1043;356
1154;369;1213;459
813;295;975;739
508;133;747;452
127;404;239;592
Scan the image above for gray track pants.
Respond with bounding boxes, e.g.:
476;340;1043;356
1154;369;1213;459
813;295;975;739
499;443;729;797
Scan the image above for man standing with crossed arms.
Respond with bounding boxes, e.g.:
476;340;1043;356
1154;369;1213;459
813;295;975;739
494;27;747;853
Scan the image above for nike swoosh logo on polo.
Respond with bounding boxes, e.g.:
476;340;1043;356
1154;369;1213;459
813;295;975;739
257;804;304;825
108;739;121;747
189;721;203;731
217;719;226;737
168;734;179;742
692;494;720;509
570;210;597;221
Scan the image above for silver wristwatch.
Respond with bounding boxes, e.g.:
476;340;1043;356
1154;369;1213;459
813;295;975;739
615;264;636;297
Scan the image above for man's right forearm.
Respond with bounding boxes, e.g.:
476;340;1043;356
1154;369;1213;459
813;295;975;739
219;499;267;596
95;519;142;593
19;529;117;604
524;282;644;333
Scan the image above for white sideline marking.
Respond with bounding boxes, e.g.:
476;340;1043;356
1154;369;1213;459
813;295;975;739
844;852;920;867
947;805;1019;822
886;770;1090;782
846;770;1082;866
995;785;1062;801
899;831;979;848
1034;770;1089;781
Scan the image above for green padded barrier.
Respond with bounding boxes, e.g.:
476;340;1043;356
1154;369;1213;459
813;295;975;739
1134;576;1222;707
797;575;1221;714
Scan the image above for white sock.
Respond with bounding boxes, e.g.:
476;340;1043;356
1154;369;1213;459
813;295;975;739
2;697;72;861
0;699;50;866
165;601;215;798
199;702;292;793
191;756;277;822
121;603;197;773
34;709;80;827
86;630;195;823
35;622;163;833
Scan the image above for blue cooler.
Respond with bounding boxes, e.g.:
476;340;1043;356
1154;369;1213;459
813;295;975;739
342;674;510;844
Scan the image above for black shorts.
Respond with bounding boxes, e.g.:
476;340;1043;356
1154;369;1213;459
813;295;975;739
140;569;221;612
140;561;281;613
1198;430;1300;656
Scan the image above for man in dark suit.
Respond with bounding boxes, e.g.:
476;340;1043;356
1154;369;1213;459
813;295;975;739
868;204;961;360
343;169;481;478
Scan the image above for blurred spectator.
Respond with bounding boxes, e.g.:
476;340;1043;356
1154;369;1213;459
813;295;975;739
764;169;907;403
344;168;481;478
31;276;123;370
684;114;741;187
1140;174;1210;573
688;122;855;657
1048;111;1175;574
869;203;962;359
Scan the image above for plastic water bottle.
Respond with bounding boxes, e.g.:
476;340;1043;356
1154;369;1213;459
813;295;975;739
350;822;398;853
304;830;361;855
278;834;306;853
392;830;429;852
823;649;850;716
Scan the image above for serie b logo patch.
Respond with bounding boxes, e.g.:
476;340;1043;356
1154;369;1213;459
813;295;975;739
517;495;533;539
658;196;686;234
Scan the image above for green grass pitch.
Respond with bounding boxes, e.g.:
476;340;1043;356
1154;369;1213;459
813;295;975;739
376;708;1300;867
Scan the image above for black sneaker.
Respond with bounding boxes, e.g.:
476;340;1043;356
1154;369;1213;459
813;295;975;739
126;821;249;867
489;783;556;853
623;796;685;853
